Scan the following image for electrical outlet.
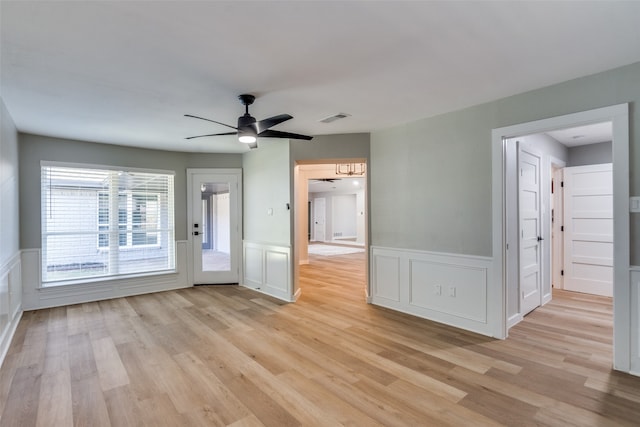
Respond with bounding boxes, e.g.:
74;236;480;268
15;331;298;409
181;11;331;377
434;284;442;296
448;286;456;297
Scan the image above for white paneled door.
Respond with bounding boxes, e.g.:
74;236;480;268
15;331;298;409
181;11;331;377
519;144;543;315
563;164;613;297
313;197;326;242
188;169;241;284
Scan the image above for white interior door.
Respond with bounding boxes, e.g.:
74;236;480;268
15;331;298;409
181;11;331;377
563;163;613;297
519;144;543;315
188;170;241;284
313;197;326;242
551;167;564;289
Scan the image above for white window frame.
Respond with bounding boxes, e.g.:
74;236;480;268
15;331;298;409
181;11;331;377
41;161;176;285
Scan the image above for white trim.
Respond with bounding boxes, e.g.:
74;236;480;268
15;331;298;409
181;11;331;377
630;268;640;375
370;246;494;337
0;251;22;369
0;311;22;370
186;168;243;286
492;103;630;371
242;241;293;302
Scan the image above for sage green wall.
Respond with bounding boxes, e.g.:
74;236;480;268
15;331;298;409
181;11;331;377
290;133;370;162
371;61;640;260
242;139;291;245
0;98;19;266
18;133;242;247
567;141;613;167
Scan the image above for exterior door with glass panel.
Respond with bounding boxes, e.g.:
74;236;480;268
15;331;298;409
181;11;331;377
188;169;241;284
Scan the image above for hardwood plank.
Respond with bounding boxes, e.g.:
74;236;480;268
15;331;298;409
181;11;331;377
0;365;42;427
103;385;144;427
2;251;640;426
36;330;73;427
91;336;129;392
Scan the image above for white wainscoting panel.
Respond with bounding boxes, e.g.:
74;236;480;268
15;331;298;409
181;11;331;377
0;252;22;368
371;246;493;337
372;254;401;303
631;267;640;375
21;241;189;310
243;241;292;302
243;245;264;290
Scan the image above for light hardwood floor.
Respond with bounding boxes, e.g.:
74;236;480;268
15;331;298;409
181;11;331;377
1;251;639;426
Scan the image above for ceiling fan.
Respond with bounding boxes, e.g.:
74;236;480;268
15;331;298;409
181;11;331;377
311;178;341;183
185;94;313;149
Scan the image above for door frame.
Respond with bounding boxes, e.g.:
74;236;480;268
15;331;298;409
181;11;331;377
491;103;630;372
186;168;243;286
293;160;369;300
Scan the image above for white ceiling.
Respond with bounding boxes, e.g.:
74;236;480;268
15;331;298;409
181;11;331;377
546;122;613;147
309;177;365;194
2;1;640;153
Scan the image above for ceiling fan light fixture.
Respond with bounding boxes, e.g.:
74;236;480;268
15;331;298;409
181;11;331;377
238;134;257;143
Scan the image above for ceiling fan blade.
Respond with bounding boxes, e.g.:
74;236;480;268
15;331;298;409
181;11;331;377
255;114;293;133
258;129;313;141
184;114;238;130
185;132;238;140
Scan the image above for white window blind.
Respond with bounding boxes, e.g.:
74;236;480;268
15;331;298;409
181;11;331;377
41;164;175;285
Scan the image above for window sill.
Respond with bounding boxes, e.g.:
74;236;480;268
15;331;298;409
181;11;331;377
40;269;177;289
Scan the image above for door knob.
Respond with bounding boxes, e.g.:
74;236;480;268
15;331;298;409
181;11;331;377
537;236;543;241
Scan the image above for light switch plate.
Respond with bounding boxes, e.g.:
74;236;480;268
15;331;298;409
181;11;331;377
631;197;640;213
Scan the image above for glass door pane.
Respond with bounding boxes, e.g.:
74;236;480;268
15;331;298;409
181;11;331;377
201;182;230;272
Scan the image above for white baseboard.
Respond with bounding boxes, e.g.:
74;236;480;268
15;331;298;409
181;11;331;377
0;308;22;370
630;268;640;376
370;246;494;337
507;313;523;329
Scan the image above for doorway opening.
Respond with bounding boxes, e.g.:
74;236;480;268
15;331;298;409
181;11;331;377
294;161;368;300
506;123;614;326
492;103;629;371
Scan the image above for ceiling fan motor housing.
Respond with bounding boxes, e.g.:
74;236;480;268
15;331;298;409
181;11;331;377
238;114;257;136
238;94;256;106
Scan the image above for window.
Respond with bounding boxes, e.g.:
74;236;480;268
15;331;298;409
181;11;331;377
98;193;160;248
41;164;175;285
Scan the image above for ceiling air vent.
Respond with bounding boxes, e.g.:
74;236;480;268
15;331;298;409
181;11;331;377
319;113;351;124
